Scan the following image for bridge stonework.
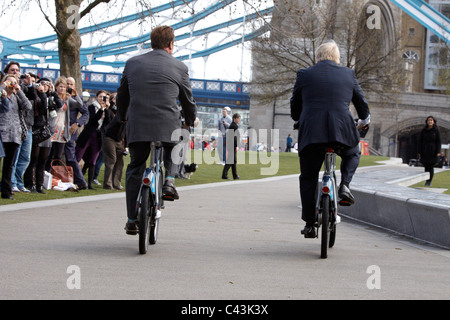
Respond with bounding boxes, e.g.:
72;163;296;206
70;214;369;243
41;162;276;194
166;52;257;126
249;0;450;158
366;92;450;157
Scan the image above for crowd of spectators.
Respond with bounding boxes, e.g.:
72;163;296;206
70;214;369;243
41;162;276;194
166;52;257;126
0;61;126;200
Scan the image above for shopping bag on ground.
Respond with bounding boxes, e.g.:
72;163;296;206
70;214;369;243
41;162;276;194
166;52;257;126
43;171;53;190
50;159;74;184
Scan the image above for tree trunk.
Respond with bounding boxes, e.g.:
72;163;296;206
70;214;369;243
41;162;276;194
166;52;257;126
55;0;83;91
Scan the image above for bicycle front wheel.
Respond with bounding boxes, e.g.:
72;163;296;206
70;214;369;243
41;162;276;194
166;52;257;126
150;168;164;244
139;187;151;254
320;195;330;259
329;223;336;248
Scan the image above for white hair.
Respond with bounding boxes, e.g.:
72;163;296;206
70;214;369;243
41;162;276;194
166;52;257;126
316;40;340;64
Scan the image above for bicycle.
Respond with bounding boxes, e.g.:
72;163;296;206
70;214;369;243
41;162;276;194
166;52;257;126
314;123;369;259
136;142;165;254
314;146;340;259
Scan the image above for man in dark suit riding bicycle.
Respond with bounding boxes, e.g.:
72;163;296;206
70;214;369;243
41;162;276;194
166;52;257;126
117;25;197;235
290;40;370;238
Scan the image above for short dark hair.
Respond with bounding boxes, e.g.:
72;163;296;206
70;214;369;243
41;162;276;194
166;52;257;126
3;61;20;74
96;90;108;97
151;25;174;49
232;113;241;120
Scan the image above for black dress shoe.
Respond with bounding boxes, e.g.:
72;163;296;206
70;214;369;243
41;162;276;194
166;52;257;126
338;184;355;205
233;176;240;180
301;226;316;238
36;187;46;194
222;176;231;180
1;194;14;200
125;221;138;235
78;184;87;190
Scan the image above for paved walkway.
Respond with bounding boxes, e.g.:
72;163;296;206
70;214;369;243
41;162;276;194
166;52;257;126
0;161;449;300
351;159;450;207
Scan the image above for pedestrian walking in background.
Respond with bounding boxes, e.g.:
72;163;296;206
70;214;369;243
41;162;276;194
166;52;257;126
222;113;241;180
418;116;441;187
285;134;293;152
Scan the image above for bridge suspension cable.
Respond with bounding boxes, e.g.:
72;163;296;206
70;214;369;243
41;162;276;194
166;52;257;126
0;0;273;70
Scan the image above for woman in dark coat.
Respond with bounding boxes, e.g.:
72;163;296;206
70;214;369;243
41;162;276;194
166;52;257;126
418;116;441;186
75;90;111;189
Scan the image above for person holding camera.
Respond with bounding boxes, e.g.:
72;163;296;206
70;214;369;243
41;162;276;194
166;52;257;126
0;74;32;199
0;86;10;180
64;77;89;190
102;97;126;191
45;77;73;172
75;90;111;189
22;75;52;194
3;62;35;193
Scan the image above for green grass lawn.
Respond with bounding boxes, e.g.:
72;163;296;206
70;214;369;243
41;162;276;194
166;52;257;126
410;169;450;195
1;151;389;204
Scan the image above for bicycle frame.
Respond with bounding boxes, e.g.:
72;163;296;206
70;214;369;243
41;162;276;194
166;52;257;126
315;148;338;228
137;142;164;218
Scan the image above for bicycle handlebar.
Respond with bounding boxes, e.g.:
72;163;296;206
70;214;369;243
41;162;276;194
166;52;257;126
355;118;370;138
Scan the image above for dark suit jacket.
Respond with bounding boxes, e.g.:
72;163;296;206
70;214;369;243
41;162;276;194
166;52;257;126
290;60;370;154
228;121;239;148
116;49;197;144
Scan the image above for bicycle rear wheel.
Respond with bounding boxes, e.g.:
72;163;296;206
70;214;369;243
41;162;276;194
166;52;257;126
320;195;330;259
139;187;152;254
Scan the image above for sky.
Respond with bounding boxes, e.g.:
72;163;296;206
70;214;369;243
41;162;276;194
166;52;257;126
0;0;273;82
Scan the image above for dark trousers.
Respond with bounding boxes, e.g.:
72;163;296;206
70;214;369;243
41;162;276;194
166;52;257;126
1;142;20;197
125;141;177;220
222;149;238;179
299;144;360;225
65;132;87;187
46;142;65;171
24;145;50;189
423;163;434;182
103;136;124;189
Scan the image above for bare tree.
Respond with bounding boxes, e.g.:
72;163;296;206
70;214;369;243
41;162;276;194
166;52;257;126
2;0;186;90
250;0;406;105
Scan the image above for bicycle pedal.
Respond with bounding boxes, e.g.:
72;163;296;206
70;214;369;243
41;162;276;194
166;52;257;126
162;195;175;201
338;200;352;206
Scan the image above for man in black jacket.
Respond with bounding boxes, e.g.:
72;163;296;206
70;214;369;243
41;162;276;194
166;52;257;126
222;113;241;180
